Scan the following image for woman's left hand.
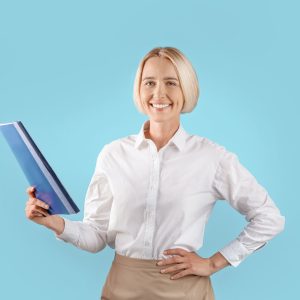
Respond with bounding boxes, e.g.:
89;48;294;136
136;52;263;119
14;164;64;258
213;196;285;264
157;248;215;280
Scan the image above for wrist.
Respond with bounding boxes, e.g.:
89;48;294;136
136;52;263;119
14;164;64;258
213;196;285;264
44;215;65;235
208;257;218;275
208;252;230;274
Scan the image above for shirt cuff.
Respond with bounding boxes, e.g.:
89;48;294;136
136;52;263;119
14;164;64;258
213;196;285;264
219;239;252;267
55;218;80;245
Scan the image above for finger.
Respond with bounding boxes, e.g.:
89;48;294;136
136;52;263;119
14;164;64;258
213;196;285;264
30;198;49;210
168;268;183;278
32;206;50;217
164;248;187;257
161;263;189;274
26;186;36;197
33;211;48;218
170;269;191;280
32;211;43;217
157;256;184;266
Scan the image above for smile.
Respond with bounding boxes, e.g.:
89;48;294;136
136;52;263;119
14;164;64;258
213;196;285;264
150;103;172;109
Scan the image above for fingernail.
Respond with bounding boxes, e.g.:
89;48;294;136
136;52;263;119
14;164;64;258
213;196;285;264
157;261;162;266
170;276;174;280
160;269;165;273
163;250;167;254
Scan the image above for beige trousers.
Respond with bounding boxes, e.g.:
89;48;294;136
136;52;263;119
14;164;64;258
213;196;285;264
101;253;215;300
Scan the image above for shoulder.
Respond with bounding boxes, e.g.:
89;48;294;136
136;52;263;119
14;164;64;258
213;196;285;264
186;134;242;177
186;133;234;159
97;134;137;159
107;134;136;151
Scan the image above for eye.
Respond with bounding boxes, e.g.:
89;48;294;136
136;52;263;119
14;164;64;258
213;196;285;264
166;81;177;86
145;81;155;86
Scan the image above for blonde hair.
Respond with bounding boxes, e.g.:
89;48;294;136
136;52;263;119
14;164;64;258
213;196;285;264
133;47;199;114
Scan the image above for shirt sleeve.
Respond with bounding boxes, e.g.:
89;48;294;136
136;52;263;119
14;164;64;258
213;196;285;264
55;146;113;253
212;150;285;267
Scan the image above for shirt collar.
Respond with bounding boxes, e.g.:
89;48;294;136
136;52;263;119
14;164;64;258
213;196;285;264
134;120;188;151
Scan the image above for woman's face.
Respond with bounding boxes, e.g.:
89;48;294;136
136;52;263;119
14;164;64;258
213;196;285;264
139;56;184;124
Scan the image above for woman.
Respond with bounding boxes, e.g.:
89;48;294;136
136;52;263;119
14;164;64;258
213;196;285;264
25;47;285;299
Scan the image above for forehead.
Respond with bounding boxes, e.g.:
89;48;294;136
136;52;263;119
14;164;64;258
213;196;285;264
142;56;178;78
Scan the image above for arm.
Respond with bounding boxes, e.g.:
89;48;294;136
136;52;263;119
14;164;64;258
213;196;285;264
156;150;284;278
212;150;285;267
158;151;284;278
26;171;112;253
43;215;65;235
209;251;230;274
25;146;113;253
55;169;113;253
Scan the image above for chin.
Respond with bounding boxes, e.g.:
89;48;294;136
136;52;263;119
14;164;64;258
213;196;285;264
148;115;176;123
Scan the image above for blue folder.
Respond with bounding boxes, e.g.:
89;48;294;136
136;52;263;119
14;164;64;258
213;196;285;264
0;121;80;215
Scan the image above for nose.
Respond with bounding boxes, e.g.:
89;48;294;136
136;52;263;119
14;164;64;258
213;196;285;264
153;82;166;99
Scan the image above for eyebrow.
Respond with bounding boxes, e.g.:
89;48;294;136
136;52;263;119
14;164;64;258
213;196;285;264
142;76;179;81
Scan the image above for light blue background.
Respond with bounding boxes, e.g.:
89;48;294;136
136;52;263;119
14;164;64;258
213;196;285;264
0;0;298;299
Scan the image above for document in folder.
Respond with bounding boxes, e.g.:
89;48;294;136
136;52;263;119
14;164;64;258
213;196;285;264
0;121;80;215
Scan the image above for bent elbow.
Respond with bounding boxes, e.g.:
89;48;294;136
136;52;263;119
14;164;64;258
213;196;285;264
88;243;106;254
77;236;106;253
76;241;106;253
275;214;285;235
77;222;107;253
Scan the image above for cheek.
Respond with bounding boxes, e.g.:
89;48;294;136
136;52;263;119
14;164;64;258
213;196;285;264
169;87;183;97
140;88;151;102
171;91;184;105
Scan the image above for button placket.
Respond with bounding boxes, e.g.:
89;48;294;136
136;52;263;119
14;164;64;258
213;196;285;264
143;142;160;258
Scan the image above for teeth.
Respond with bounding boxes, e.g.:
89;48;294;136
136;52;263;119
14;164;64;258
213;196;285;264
152;104;170;108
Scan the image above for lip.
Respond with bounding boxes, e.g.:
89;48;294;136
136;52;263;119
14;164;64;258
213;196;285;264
149;103;172;105
150;103;172;111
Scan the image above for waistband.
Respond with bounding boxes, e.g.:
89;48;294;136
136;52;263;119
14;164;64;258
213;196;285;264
113;252;163;270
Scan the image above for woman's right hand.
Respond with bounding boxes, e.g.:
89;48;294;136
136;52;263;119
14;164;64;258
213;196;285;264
25;186;50;225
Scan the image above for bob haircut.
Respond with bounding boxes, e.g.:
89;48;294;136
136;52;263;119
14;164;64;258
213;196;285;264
133;47;199;114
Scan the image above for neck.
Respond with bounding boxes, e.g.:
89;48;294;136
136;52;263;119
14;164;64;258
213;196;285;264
145;119;180;151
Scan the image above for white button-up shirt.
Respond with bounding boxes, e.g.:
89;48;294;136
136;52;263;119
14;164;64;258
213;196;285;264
56;120;285;267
